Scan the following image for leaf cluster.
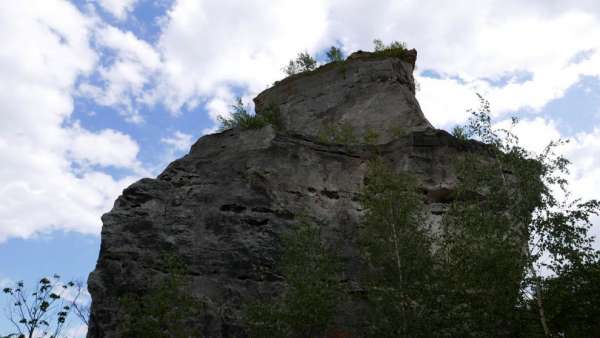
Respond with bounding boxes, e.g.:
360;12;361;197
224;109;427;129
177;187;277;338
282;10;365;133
2;275;78;338
372;39;410;60
217;98;280;131
358;159;442;337
317;122;358;145
283;51;317;76
325;46;344;63
245;223;344;338
445;93;600;336
118;256;204;338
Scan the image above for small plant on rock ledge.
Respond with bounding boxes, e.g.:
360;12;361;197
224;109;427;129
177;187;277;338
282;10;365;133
326;46;344;63
372;39;410;61
217;98;280;131
283;51;318;76
317;122;358;145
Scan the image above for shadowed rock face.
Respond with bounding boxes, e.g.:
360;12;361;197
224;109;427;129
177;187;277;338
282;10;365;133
87;51;482;337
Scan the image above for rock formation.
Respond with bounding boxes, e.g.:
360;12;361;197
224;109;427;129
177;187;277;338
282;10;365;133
87;50;485;337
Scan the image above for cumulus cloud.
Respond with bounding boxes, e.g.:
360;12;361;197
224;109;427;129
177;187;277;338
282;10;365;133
0;1;144;241
152;0;331;114
2;0;600;244
161;131;193;152
96;0;138;20
79;24;162;124
124;0;600;135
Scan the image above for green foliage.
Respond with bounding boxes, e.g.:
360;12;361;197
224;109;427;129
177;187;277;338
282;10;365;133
119;256;204;338
451;125;468;141
443;93;600;336
317;122;358;145
372;39;409;59
358;159;441;337
2;275;78;338
283;51;317;76
217;98;280;131
363;129;380;144
240;92;598;337
391;126;409;138
245;223;343;338
537;257;600;336
325;46;344;63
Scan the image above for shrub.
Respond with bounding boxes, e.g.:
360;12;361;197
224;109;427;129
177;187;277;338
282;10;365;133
245;223;343;338
283;51;317;76
118;256;204;338
326;46;344;63
317;122;358;145
363;129;380;144
217;98;280;131
372;39;410;60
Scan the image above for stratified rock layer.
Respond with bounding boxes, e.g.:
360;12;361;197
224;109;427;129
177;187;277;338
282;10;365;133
87;52;471;337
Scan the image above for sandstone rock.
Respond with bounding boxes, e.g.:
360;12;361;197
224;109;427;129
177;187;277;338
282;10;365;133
254;50;431;144
87;51;487;337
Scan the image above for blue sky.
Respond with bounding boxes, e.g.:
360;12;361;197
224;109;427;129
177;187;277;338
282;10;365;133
2;0;600;336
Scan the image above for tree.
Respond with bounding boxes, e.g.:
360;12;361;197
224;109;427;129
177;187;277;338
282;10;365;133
373;39;406;52
245;223;344;338
118;256;205;338
283;51;317;75
448;94;600;337
357;158;441;337
2;275;78;338
325;46;344;62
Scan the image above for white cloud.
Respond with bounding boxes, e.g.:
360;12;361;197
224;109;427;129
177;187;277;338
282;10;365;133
96;0;138;20
152;0;331;113
161;131;193;152
0;1;144;242
131;0;600;134
68;124;142;169
79;24;162;124
494;117;562;155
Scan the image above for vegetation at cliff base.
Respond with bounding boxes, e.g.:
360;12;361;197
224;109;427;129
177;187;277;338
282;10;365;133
118;256;205;338
245;223;344;338
241;94;600;337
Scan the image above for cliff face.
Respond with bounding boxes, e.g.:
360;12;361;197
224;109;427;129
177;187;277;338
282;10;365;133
254;50;431;144
88;51;477;337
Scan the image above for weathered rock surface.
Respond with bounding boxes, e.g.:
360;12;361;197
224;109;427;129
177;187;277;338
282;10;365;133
254;50;432;144
87;51;475;337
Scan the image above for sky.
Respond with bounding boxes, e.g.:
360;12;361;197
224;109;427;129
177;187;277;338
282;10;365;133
1;0;600;336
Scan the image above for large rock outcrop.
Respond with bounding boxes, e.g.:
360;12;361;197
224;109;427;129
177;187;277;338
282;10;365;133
87;51;483;337
254;50;431;144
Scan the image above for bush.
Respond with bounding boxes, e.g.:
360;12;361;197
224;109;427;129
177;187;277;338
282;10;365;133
245;223;343;338
372;39;410;60
283;51;317;76
326;46;344;63
317;122;358;145
217;98;280;131
118;256;204;338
